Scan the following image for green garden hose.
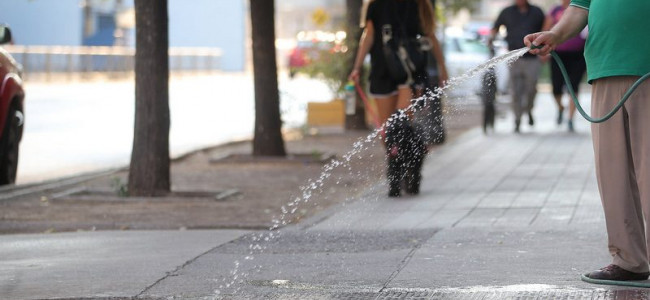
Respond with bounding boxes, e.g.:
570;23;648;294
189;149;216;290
531;45;650;123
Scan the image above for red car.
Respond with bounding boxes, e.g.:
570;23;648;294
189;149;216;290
0;25;25;185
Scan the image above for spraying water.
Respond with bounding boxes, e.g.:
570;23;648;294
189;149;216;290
214;47;530;296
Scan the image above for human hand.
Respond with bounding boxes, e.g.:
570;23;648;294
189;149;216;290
348;69;360;83
524;31;560;56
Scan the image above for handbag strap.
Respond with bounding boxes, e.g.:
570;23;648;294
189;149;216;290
381;0;417;86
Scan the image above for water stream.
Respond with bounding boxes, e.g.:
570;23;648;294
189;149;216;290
214;47;531;296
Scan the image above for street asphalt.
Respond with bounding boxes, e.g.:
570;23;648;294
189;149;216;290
4;90;650;299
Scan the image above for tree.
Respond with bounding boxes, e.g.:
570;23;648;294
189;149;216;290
128;0;170;196
250;0;286;156
344;0;367;130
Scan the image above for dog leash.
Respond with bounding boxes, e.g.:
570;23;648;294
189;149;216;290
352;80;386;139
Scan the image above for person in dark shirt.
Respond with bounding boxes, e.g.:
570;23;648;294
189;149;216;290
349;0;447;126
490;0;546;133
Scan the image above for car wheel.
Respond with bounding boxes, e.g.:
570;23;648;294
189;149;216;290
0;103;22;185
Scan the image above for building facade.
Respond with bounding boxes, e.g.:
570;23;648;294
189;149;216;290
0;0;246;71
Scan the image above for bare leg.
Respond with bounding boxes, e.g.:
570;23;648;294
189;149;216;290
554;93;565;125
568;95;577;120
396;85;414;111
568;93;577;131
375;94;399;128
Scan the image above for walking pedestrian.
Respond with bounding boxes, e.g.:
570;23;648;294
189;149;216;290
348;0;447;197
490;0;546;133
545;0;586;132
349;0;447;126
526;0;650;282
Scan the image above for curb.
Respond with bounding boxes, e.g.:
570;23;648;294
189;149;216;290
2;139;255;202
0;168;124;202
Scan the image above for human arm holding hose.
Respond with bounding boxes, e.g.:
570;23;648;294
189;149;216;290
349;20;375;83
524;5;588;55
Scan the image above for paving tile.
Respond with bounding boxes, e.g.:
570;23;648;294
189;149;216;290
493;178;529;192
454;208;506;227
443;193;484;209
510;191;547;208
571;204;605;225
493;208;540;227
545;189;582;207
476;192;517;208
415;209;471;229
384;212;437;230
531;206;575;227
524;179;557;192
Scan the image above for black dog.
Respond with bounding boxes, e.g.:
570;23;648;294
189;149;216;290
384;112;427;197
482;46;497;134
481;66;497;134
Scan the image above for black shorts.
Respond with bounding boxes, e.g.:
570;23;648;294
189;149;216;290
550;51;586;96
368;71;429;98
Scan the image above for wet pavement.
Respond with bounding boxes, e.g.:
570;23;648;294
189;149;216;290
4;89;650;299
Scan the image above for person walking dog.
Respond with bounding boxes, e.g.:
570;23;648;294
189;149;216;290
349;0;447;126
348;0;447;197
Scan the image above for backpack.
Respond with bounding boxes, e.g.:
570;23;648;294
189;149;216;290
380;1;430;85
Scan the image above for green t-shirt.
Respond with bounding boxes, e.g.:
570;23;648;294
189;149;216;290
570;0;650;82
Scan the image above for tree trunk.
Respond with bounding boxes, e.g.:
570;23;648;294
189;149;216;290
128;0;170;196
345;0;368;130
250;0;286;156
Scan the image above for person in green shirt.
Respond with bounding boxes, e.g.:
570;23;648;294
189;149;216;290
525;0;650;282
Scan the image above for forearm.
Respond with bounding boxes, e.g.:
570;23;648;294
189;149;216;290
353;26;374;70
550;6;588;44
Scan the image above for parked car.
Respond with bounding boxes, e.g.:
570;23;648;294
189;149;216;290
443;30;509;97
0;25;25;185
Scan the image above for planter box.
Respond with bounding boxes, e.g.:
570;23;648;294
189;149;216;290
306;100;344;127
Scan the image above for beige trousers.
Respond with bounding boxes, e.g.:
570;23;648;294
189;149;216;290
592;76;650;273
509;57;541;123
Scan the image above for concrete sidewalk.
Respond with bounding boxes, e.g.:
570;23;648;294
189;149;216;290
4;91;647;299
